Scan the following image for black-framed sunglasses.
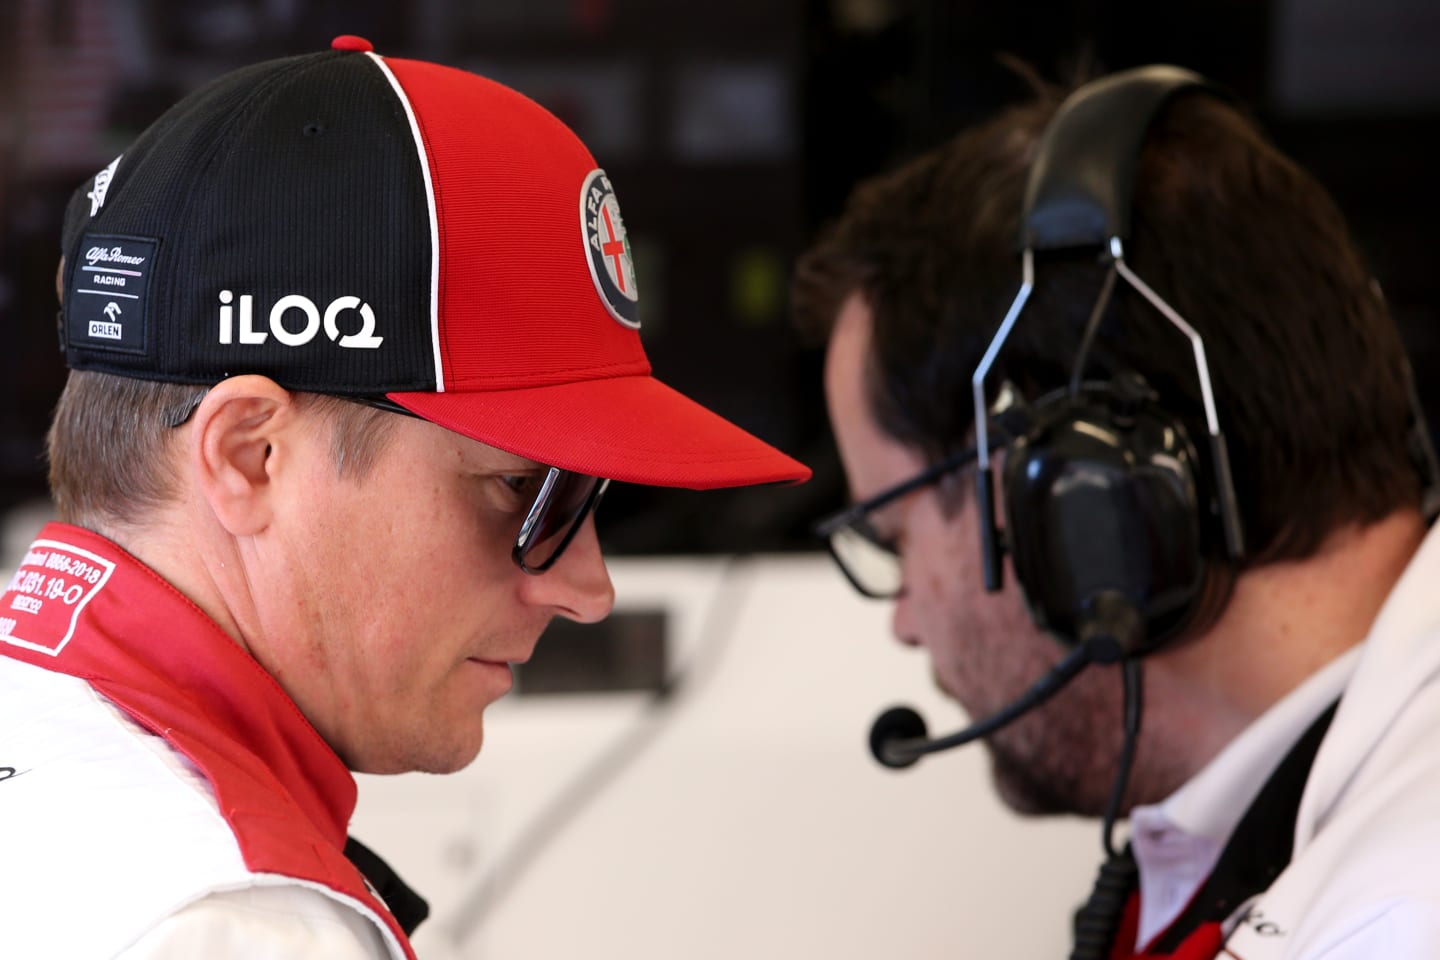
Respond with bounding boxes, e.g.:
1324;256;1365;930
512;468;610;573
813;446;980;599
172;392;608;575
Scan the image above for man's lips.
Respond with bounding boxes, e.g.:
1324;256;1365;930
467;649;533;667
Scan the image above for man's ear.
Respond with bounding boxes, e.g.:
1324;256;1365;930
187;375;299;537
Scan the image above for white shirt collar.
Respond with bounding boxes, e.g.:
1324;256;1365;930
1126;648;1359;948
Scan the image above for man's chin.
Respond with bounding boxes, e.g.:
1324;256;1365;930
348;731;486;776
985;741;1099;818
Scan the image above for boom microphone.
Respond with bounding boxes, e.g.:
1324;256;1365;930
869;642;1095;769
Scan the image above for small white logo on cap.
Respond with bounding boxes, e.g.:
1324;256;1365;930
580;169;640;329
87;155;122;217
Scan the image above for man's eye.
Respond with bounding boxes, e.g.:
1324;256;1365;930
499;474;544;502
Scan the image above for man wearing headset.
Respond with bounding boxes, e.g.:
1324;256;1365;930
0;38;808;959
794;67;1440;958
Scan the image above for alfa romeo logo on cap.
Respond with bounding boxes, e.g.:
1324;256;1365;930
580;169;640;329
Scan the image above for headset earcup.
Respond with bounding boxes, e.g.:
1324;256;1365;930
1002;387;1209;653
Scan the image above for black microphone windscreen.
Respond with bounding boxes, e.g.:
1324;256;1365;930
869;705;928;769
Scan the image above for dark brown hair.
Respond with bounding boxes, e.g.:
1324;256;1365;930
794;87;1421;566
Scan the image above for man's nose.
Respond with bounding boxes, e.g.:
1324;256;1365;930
891;594;924;648
520;516;615;623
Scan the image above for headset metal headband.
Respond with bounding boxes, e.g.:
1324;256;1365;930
970;66;1246;573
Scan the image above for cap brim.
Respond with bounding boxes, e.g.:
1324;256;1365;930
387;376;811;489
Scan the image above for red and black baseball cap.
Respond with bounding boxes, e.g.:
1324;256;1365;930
59;36;809;489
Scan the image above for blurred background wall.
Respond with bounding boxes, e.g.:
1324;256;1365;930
2;1;1439;956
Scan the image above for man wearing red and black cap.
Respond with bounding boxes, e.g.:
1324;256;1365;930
0;37;808;959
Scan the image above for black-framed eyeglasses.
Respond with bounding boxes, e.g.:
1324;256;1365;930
813;446;980;599
173;391;609;576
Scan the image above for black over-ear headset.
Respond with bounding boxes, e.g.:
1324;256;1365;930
972;65;1247;662
971;65;1440;663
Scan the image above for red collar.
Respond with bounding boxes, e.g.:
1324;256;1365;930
1110;892;1224;960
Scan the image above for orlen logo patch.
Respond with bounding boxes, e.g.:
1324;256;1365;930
69;233;156;356
0;540;115;657
579;169;640;329
218;291;383;349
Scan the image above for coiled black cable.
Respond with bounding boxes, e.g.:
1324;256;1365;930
1069;657;1143;960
